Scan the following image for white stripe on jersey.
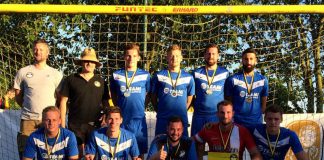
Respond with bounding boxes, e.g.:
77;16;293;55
157;75;192;86
95;137;133;153
233;78;265;90
194;72;228;83
33;137;70;153
113;73;148;83
253;129;290;148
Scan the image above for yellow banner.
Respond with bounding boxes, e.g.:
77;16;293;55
0;4;323;14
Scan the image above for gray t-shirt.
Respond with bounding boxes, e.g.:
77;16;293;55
14;64;63;120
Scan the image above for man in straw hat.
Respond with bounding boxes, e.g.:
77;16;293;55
59;48;109;158
14;39;63;159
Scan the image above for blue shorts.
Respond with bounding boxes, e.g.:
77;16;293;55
121;117;148;154
155;118;189;137
191;114;218;136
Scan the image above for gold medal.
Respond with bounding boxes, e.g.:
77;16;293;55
246;97;252;103
124;90;131;97
171;90;178;97
206;88;213;95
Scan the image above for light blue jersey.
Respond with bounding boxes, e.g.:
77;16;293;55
251;124;304;160
225;71;268;127
110;69;150;121
151;69;195;136
85;127;140;159
23;127;78;160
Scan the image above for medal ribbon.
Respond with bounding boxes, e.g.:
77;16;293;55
243;72;254;95
167;70;181;90
266;129;281;158
167;138;181;160
107;130;121;159
219;124;234;150
205;66;217;86
45;129;61;157
125;69;138;89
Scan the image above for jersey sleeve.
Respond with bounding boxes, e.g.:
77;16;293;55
261;76;269;97
129;134;140;157
188;140;198;160
145;73;151;93
241;126;257;150
23;134;37;159
85;131;97;155
67;131;79;157
60;76;70;97
194;127;207;144
14;69;23;90
102;81;109;100
289;130;304;154
224;76;233;97
187;75;195;96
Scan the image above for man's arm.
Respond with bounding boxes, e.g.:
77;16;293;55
69;155;79;160
22;158;32;160
85;154;95;160
248;147;263;160
151;93;158;112
186;95;194;109
295;151;308;160
59;96;69;128
261;96;267;113
149;145;167;160
15;89;23;107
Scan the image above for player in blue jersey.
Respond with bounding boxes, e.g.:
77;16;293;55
250;104;308;160
110;43;150;158
151;44;195;137
147;116;197;160
23;106;78;160
85;107;140;160
191;44;229;136
225;48;268;127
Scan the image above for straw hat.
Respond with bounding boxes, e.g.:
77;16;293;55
74;48;102;67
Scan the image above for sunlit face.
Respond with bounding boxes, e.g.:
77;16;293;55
264;112;282;133
167;121;183;143
242;52;257;72
124;49;140;69
106;113;123;132
43;111;61;134
167;50;183;68
217;105;234;125
204;47;219;67
34;43;49;63
81;60;96;73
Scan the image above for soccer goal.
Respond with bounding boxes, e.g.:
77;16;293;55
0;4;323;160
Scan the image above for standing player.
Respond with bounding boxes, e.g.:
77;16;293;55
225;48;268;128
85;107;140;160
14;39;63;158
59;48;109;158
151;44;195;137
250;104;308;160
110;43;150;158
191;44;229;136
23;106;78;160
193;100;262;160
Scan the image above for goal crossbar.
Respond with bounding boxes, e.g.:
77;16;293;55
0;4;323;14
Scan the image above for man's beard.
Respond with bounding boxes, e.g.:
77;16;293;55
243;64;255;73
168;134;181;143
205;60;216;67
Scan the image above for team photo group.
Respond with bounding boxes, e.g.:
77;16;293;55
14;39;308;160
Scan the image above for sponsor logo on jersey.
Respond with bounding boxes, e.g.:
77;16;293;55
26;72;33;78
120;86;126;92
240;91;245;97
201;83;207;89
94;81;101;87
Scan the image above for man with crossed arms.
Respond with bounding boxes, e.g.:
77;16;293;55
191;44;229;136
151;44;195;137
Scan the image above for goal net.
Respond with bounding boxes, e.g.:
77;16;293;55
0;4;323;160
